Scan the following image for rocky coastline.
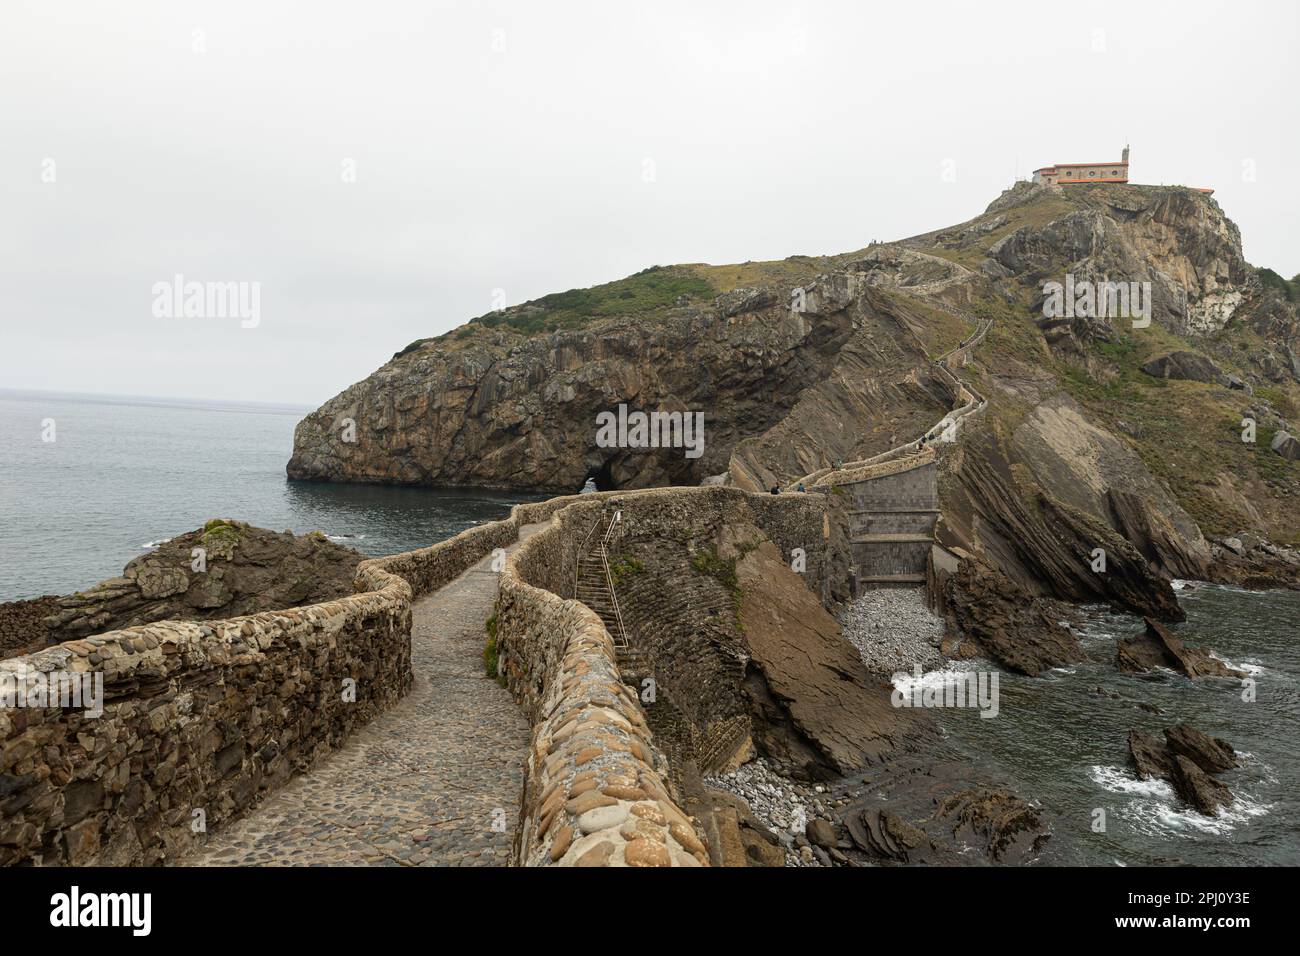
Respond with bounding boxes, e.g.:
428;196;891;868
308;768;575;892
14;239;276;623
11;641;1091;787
1;521;363;660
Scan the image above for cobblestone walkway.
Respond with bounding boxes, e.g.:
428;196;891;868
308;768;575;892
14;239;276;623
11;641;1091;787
182;524;546;866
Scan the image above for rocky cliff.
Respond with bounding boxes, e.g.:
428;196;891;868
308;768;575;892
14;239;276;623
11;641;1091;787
289;183;1300;610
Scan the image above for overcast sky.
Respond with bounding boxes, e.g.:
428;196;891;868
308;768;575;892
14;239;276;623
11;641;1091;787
3;0;1296;406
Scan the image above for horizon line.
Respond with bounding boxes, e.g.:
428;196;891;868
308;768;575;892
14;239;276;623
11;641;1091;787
0;386;317;413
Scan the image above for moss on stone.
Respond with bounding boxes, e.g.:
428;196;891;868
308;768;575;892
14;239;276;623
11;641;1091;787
690;545;739;596
483;614;505;687
610;556;644;590
200;519;243;554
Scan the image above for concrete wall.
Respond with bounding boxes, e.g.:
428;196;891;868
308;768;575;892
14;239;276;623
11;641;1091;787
838;460;939;581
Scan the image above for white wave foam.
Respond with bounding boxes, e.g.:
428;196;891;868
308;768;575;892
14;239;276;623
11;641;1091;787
1093;765;1273;837
890;662;984;696
140;537;172;549
1089;764;1174;799
1152;794;1273;835
1210;651;1263;676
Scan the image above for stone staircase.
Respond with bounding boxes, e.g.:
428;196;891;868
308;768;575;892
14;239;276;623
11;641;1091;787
573;514;647;684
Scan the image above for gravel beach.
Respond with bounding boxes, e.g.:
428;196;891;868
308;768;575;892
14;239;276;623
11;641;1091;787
838;586;946;676
704;759;833;867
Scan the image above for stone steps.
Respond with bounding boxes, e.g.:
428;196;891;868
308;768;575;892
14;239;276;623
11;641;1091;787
858;573;927;584
851;533;935;544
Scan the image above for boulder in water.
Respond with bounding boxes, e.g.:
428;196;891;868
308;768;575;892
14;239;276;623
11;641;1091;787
1116;618;1245;679
1171;755;1234;816
1165;723;1238;774
1126;723;1237;815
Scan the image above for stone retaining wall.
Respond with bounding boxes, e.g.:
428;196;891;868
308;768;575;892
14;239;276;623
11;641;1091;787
836;459;940;582
495;486;829;866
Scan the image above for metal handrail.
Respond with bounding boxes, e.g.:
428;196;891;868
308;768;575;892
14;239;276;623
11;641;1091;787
573;514;602;599
597;512;629;650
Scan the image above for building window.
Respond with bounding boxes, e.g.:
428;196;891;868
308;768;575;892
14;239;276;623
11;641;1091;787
1065;170;1073;177
1111;169;1118;176
1089;170;1096;176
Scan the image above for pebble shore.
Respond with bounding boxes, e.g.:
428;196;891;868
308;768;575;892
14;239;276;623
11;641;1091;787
704;589;948;867
704;759;833;867
838;587;945;676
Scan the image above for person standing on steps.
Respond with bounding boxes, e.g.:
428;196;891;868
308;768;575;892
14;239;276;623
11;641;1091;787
797;482;806;493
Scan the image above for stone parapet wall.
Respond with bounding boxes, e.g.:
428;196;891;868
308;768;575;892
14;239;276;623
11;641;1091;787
0;494;593;868
0;560;414;866
496;486;829;866
1;485;823;868
496;498;709;867
818;448;937;492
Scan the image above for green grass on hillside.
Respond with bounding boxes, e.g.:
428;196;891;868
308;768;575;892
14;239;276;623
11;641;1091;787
472;265;717;335
1258;268;1300;303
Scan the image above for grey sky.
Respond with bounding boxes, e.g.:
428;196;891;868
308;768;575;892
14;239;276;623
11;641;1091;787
3;0;1296;406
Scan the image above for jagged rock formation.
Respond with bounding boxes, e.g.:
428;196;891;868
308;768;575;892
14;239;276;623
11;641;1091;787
939;431;1187;624
598;494;932;784
1141;351;1223;384
935;555;1083;676
288;179;1300;661
1116;618;1246;679
734;540;933;776
688;789;786;867
1208;533;1300;589
1127;724;1239;815
835;760;1051;864
40;521;363;642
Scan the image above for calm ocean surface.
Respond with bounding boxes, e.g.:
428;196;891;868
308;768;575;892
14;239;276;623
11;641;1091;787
0;389;543;601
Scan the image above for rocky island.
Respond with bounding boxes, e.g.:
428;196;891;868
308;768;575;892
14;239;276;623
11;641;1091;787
279;178;1300;864
5;179;1297;869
